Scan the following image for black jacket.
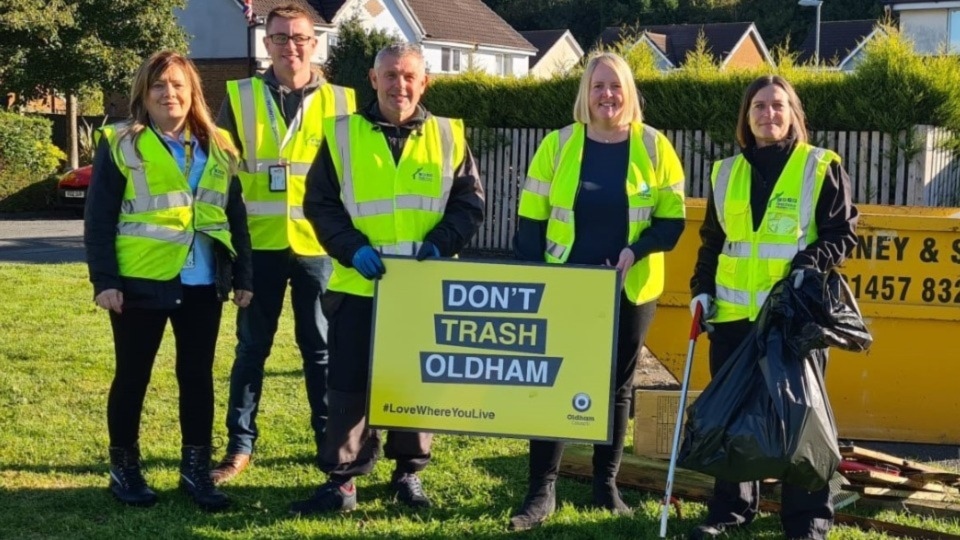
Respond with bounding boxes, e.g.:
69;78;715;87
690;139;859;299
84;129;253;310
302;100;484;269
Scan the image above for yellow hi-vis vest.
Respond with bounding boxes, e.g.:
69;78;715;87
325;114;465;297
711;143;840;322
517;122;686;305
101;122;236;280
226;77;356;254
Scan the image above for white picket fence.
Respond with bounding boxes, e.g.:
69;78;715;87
466;125;960;251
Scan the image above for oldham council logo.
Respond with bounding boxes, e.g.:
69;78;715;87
571;392;592;412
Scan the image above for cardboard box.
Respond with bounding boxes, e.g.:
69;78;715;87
633;389;701;460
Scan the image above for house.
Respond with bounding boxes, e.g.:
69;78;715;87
318;0;537;76
796;20;887;71
519;29;584;78
885;0;960;53
598;22;774;70
172;0;334;113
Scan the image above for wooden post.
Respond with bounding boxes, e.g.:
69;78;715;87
66;92;79;170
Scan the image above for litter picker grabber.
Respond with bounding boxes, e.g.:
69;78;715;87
659;301;704;538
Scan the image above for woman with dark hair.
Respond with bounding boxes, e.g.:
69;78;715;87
508;52;686;530
84;50;252;512
688;75;858;540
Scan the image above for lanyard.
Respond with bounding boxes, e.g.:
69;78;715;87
264;89;314;163
182;127;194;178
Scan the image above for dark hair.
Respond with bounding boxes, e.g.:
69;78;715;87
265;3;314;30
734;75;809;148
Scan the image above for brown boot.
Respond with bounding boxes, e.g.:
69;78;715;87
209;453;250;485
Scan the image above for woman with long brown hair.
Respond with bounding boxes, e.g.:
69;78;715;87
84;50;252;512
688;75;858;539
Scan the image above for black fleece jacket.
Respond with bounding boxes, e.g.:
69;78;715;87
689;139;859;299
302;100;485;267
84;130;253;309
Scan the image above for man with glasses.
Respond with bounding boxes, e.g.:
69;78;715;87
211;3;356;485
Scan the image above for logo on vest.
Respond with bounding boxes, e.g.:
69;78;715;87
767;191;798;211
413;168;434;182
638;180;651;196
209;165;226;179
307;136;322;147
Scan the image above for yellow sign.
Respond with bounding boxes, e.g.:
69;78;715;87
368;257;619;443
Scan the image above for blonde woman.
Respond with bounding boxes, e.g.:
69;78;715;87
509;52;686;530
84;51;252;511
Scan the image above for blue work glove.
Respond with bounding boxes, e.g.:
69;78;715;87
415;241;440;261
352;246;386;280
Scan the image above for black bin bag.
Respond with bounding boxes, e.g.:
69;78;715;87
678;269;872;491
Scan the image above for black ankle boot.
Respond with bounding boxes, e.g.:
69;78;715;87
180;446;230;512
108;445;157;507
592;476;632;515
508;481;556;531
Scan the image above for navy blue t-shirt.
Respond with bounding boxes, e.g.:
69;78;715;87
565;138;629;265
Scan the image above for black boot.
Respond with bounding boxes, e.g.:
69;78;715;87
592;476;632;514
591;386;632;515
180;446;230;512
508;481;556;531
108;445;157;507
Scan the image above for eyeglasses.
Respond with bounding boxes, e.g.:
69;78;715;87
268;33;314;45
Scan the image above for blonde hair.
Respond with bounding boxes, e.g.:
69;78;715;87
735;75;809;148
122;51;239;170
572;52;643;126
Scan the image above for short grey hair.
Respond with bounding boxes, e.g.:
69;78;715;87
374;42;425;71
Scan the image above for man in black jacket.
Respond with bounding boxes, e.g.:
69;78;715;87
290;42;484;515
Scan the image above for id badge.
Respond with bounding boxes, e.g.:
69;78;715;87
269;165;288;192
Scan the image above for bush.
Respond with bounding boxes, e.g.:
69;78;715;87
422;30;960;143
0;111;65;177
324;18;399;106
0;169;58;213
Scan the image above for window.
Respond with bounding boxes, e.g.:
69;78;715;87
441;47;461;72
951;10;960;53
495;54;513;76
328;34;339;49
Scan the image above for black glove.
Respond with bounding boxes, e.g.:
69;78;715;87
352;246;386;280
415;241;440;261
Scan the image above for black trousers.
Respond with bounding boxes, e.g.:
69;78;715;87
526;297;657;489
318;292;431;480
107;285;223;448
705;320;834;540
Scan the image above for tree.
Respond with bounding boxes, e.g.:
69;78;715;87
323;18;398;106
0;0;187;168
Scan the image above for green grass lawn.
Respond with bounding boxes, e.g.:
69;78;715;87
1;262;957;539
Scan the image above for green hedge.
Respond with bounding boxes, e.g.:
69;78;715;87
423;32;960;142
0;112;65;177
0;112;66;213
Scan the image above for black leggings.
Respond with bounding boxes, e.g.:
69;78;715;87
107;285;223;448
527;297;657;486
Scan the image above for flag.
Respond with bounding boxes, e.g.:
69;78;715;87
242;0;255;26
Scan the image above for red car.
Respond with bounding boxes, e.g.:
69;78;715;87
56;165;92;211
